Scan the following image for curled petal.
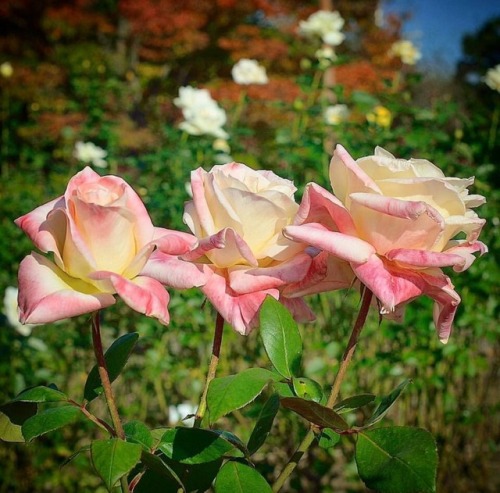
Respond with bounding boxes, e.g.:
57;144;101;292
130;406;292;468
444;240;488;272
280;296;316;323
228;253;313;294
284;224;376;263
330;144;382;205
153;229;199;253
18;252;115;324
201;268;278;335
15;196;65;253
385;248;466;269
182;228;257;268
284;251;355;297
91;272;170;325
141;251;207;289
293;183;357;235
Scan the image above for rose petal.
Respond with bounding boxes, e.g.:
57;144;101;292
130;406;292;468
92;272;170;325
18;252;115;324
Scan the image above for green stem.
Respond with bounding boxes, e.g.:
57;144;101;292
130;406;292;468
91;312;130;493
194;312;225;427
272;288;374;492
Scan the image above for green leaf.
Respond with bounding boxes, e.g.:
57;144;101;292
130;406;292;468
84;332;139;402
91;438;142;491
280;397;349;431
22;405;82;442
292;377;323;403
364;380;411;428
317;428;340;449
272;381;295;398
0;401;37;443
207;368;279;424
333;393;375;414
356;427;438;493
12;386;67;403
260;296;302;378
140;451;185;489
124;420;153;451
158;428;234;465
214;461;272;493
247;393;280;455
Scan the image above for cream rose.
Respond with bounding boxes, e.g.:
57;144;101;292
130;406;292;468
285;146;487;342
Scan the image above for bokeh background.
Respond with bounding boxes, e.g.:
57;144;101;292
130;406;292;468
0;1;498;492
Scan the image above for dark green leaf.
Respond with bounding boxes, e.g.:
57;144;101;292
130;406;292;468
318;428;341;449
214;461;272;493
260;296;302;378
212;430;249;458
91;438;142;491
84;332;139;402
247;393;280;455
207;368;279;424
333;393;375;414
356;427;438;493
0;401;37;442
280;397;349;431
12;386;67;403
61;445;91;468
292;377;323;403
22;405;82;442
124;420;153;451
158;428;234;464
364;380;411;428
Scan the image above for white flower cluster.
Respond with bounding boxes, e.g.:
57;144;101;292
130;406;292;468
299;10;345;47
174;86;228;139
389;40;422;65
73;141;108;168
3;287;34;336
231;59;268;85
324;104;350;125
484;65;500;92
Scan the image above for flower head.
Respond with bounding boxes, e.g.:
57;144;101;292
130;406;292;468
149;163;316;334
390;40;422;65
299;10;345;47
174;86;229;139
0;62;13;78
285;146;487;343
366;105;392;128
324;104;350;125
484;64;500;92
73;141;108;168
15;167;200;325
231;59;268;85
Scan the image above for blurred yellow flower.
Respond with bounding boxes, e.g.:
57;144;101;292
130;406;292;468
484;64;500;92
0;61;13;78
390;40;422;65
367;106;392;128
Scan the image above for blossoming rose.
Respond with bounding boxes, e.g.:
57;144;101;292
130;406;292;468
285;145;487;342
16;167;202;325
149;162;315;334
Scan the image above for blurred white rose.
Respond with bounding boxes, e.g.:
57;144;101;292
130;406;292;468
73;141;108;168
324;104;350;125
484;65;500;92
3;287;34;336
299;10;345;47
390;40;422;65
231;59;268;85
175;86;229;139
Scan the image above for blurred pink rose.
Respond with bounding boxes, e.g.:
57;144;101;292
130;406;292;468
16;167;200;325
151;162;315;334
285;145;487;342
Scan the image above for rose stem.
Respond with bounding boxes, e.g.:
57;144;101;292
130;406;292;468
194;311;225;428
272;288;373;492
91;312;130;493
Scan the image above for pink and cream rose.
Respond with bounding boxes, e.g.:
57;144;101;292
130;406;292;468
285;145;487;342
152;162;316;334
16;167;200;325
